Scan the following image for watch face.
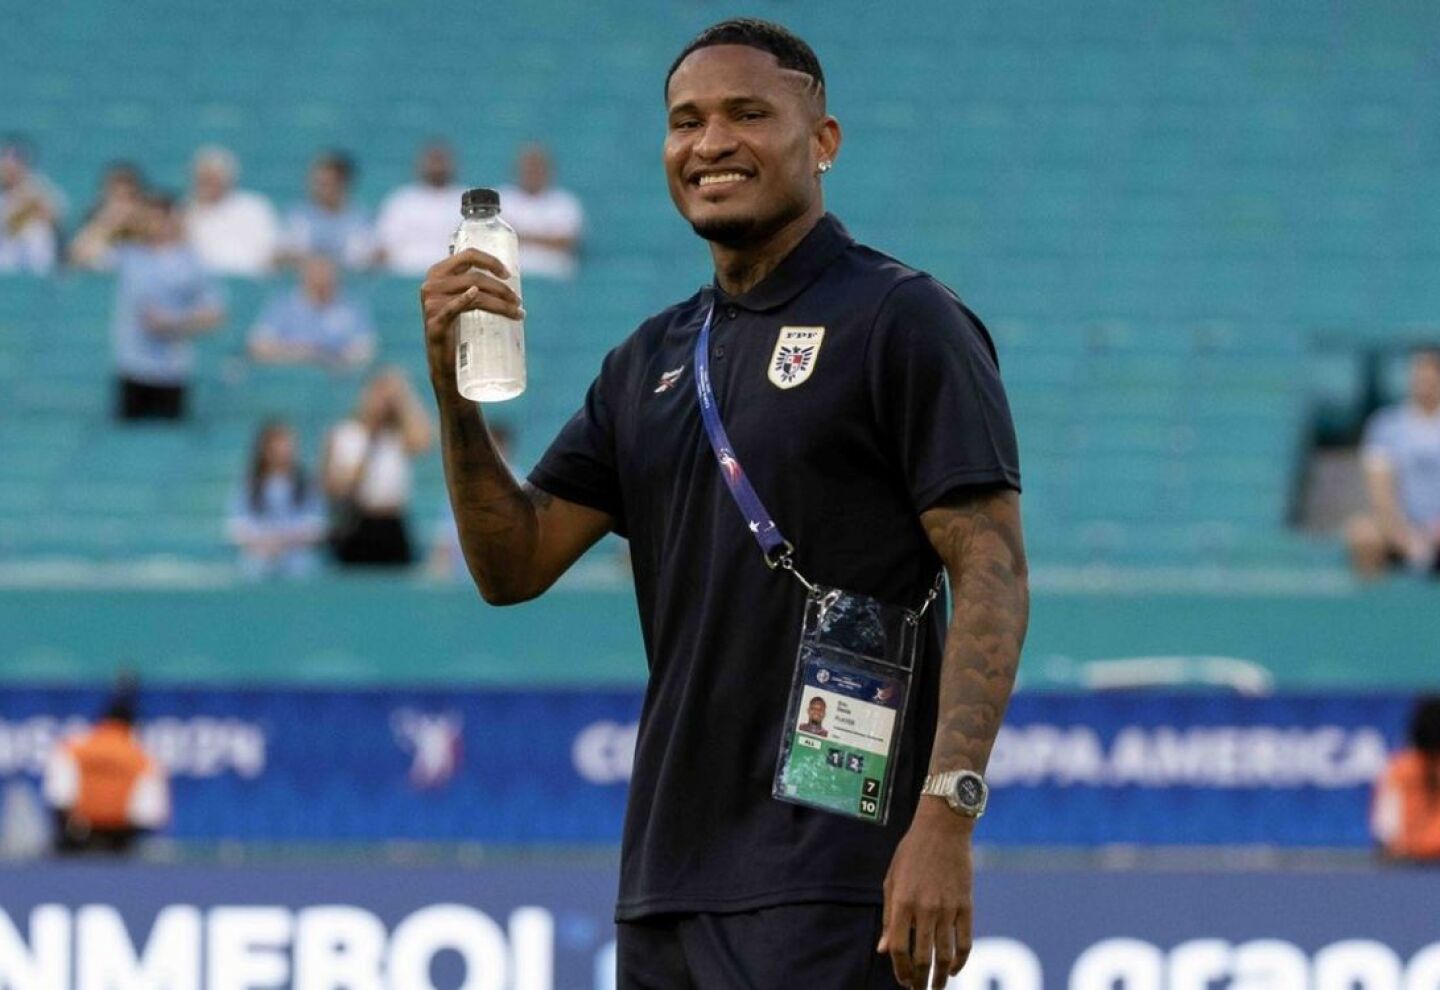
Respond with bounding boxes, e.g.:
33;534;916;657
955;776;984;809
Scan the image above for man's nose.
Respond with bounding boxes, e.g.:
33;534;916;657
692;119;739;160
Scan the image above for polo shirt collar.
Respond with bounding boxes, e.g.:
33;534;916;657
712;213;853;313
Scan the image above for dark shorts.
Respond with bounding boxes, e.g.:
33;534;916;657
331;514;413;567
116;377;186;421
616;904;900;990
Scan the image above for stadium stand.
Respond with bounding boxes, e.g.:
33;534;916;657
5;2;1440;578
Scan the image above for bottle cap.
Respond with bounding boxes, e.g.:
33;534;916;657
461;187;500;211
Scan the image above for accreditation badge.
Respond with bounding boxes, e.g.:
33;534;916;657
773;584;922;825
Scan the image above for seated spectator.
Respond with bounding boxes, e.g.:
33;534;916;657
68;161;150;271
498;143;583;280
226;420;328;580
324;369;433;566
1372;696;1440;860
42;680;168;856
1346;348;1440;577
184;145;279;275
111;194;226;421
277;150;374;269
375;140;463;275
247;255;375;369
0;136;67;274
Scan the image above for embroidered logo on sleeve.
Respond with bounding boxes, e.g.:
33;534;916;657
768;326;826;389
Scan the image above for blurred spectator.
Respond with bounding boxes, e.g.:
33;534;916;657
111;193;226;421
324;369;433;566
498;143;583;280
1371;696;1440;860
184;145;279;275
428;421;513;579
375;140;463;275
277;150;374;269
247;255;375;369
1346;348;1440;578
68;161;149;271
0;135;67;274
41;681;169;855
226;420;328;580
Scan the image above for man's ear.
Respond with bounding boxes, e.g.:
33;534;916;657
815;115;842;170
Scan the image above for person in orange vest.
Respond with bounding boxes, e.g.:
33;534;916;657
41;689;169;854
1372;696;1440;860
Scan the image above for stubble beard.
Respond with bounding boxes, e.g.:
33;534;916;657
688;189;811;249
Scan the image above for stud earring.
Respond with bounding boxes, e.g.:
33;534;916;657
817;160;832;175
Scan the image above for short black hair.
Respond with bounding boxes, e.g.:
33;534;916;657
316;149;356;184
1412;696;1440;754
666;18;825;102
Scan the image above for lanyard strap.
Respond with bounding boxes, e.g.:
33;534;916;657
693;301;797;571
693;298;945;616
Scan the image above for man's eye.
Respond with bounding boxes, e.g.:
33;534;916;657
738;111;766;122
672;119;701;131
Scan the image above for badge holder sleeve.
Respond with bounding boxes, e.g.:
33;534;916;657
691;298;942;826
771;585;923;825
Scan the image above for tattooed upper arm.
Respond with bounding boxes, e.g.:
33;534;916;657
920;487;1027;583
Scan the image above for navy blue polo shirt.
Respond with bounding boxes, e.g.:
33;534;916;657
530;213;1020;920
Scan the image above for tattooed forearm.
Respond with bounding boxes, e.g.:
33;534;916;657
919;488;1029;775
438;407;542;602
437;406;612;605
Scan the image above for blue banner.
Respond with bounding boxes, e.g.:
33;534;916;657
0;863;1435;989
984;693;1412;847
0;689;1414;845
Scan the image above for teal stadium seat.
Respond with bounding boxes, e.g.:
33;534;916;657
4;0;1440;571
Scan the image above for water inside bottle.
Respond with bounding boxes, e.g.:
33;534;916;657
452;198;526;402
457;316;525;402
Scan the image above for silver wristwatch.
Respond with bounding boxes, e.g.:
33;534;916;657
921;770;988;818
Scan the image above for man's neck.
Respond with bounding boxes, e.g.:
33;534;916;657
710;206;824;297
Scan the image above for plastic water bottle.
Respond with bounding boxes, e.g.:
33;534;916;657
452;187;526;402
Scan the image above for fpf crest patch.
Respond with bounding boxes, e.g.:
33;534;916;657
768;326;826;390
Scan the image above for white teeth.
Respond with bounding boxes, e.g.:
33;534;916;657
697;172;748;187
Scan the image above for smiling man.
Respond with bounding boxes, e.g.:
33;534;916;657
420;18;1027;990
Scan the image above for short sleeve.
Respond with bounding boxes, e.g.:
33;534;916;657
528;350;625;534
867;276;1021;511
224;487;260;542
559;191;584;236
329;420;368;475
1361;408;1400;470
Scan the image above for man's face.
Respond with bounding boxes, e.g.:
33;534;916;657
194;162;230;204
1412;353;1440;410
106;170;142;207
664;45;831;248
310;163;346;208
419;146;454;187
518;148;550;195
807;699;826;725
145;203;183;244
